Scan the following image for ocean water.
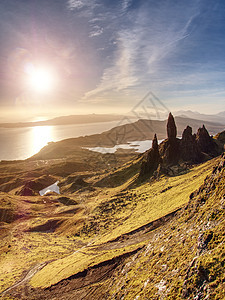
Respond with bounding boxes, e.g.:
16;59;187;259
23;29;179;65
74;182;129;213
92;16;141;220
0;121;122;161
85;139;163;154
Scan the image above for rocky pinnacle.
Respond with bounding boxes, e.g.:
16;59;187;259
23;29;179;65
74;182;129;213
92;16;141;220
167;112;177;140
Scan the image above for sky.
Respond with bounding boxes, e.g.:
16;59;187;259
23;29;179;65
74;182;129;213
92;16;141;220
0;0;225;122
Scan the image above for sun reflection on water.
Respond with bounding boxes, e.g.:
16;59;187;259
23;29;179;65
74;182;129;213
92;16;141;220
31;126;53;155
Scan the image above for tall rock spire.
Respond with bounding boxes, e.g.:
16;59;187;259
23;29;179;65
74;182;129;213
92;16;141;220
152;133;159;152
160;113;180;165
167;113;177;140
139;133;160;178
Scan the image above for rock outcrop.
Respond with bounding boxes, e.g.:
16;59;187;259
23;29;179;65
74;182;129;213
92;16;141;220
196;125;219;156
160;113;180;165
167;112;177;140
180;126;202;163
139;113;223;179
139;134;161;177
159;138;180;166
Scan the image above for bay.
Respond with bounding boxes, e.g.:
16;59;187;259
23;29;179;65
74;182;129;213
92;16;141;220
0;121;122;161
85;139;163;154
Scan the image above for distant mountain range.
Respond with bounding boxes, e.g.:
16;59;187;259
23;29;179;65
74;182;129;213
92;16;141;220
0;111;224;128
173;110;225;124
0;114;128;128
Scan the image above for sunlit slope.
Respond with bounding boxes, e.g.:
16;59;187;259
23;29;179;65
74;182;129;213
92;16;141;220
26;154;225;300
29;158;216;289
103;154;225;300
1;149;223;299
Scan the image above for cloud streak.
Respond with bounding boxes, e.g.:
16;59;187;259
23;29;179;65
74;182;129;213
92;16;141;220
0;0;224;115
81;0;202;102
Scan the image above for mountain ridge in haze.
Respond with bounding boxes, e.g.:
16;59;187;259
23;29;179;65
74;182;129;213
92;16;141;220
174;110;225;124
0;114;131;128
1;110;225;128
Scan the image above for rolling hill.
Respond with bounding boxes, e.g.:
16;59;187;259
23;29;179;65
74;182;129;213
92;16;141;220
0;114;224;299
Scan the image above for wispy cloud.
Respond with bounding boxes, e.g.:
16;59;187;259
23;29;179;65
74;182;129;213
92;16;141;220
64;0;225;113
121;0;132;13
83;0;200;101
1;0;224;116
89;25;103;37
83;30;138;100
67;0;85;10
67;0;99;19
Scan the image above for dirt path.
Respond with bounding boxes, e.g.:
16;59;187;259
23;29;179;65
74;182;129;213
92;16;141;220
0;262;47;297
0;236;98;299
1;203;182;299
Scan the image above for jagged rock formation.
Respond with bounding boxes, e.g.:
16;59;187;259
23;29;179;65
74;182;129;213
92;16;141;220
167;112;177;140
139;134;161;177
139;113;223;179
159;138;180;166
159;112;180;165
196;125;219;156
180;126;203;163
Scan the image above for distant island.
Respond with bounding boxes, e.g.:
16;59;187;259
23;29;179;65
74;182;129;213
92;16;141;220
1;110;225;129
0;114;129;128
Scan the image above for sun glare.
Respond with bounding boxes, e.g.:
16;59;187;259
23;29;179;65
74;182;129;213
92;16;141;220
26;66;55;93
31;126;53;155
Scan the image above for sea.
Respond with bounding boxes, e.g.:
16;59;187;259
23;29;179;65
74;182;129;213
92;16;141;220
0;121;122;161
0;120;153;161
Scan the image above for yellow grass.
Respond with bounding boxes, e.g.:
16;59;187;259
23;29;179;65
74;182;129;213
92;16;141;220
29;159;215;289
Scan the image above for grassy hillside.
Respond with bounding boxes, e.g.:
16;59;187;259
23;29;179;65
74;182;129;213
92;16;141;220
1;150;223;299
27;154;224;300
28;159;213;288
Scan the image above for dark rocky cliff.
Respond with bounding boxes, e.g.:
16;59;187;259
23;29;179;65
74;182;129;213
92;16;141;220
139;113;223;179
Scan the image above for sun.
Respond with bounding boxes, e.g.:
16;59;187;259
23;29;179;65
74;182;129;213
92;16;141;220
26;66;55;93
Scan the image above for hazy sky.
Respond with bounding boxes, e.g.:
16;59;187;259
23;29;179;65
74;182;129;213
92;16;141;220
0;0;225;121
